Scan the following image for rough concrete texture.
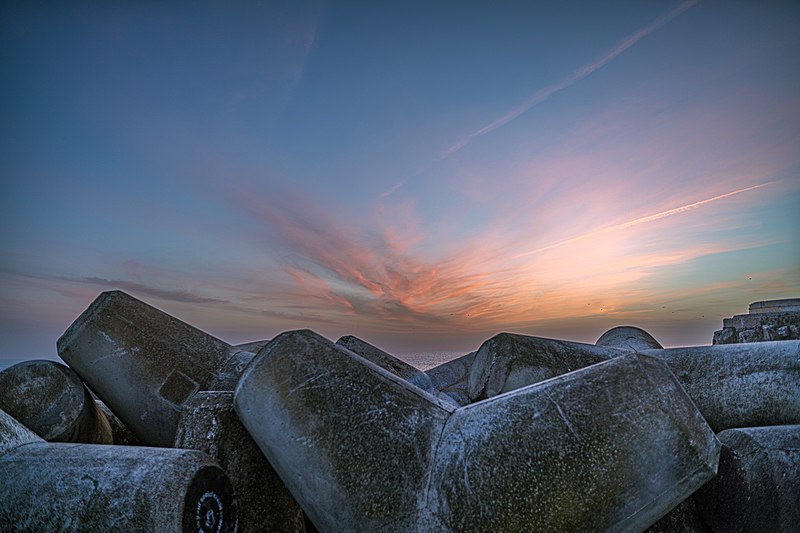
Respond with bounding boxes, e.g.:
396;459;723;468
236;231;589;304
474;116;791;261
428;353;720;532
425;351;477;406
95;400;143;446
1;408;43;456
0;408;237;532
645;498;709;533
336;335;436;391
334;335;460;407
642;341;800;432
749;298;800;313
0;360;112;444
596;325;664;351
695;425;800;533
468;332;627;401
235;330;455;533
56;291;255;446
236;331;718;532
175;391;306;533
713;299;800;344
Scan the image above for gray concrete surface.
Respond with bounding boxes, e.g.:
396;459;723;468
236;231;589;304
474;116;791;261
235;330;719;532
0;360;112;443
0;408;237;532
57;291;255;446
175;391;306;532
695;424;800;533
596;325;664;351
467;332;627;401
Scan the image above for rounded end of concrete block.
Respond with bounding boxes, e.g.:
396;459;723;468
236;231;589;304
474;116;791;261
181;465;238;533
596;326;663;351
0;359;110;443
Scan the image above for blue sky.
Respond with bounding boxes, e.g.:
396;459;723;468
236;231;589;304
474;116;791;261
2;1;798;359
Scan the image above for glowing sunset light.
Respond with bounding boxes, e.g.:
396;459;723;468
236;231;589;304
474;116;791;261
1;1;798;360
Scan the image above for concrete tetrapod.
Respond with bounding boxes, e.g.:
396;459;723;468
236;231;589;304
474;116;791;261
0;409;237;532
641;341;800;431
336;335;459;408
471;332;800;433
0;360;112;443
467;332;628;401
57;290;257;446
694;424;800;533
175;391;306;533
425;351;477;406
234;329;720;533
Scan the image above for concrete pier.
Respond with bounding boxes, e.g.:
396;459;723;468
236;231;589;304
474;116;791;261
713;298;800;344
0;360;112;444
695;425;800;532
0;408;237;532
57;291;256;446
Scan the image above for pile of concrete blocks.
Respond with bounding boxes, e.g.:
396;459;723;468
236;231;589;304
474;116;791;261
713;298;800;344
1;291;798;532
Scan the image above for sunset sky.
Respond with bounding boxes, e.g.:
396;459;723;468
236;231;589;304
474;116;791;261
2;1;798;361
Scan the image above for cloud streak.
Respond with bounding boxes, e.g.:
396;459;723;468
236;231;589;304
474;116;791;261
439;0;699;159
513;181;774;259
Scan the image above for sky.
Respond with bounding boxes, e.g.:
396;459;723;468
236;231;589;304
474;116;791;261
1;1;799;361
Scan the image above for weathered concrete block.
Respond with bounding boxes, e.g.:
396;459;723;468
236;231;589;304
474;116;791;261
235;330;455;532
336;335;437;392
0;408;237;532
425;351;477;406
468;332;627;401
596;325;664;351
0;409;41;456
335;335;459;407
642;341;800;432
695;425;800;533
0;360;112;444
95;399;144;446
645;498;709;533
464;335;799;433
235;330;719;532
427;353;720;532
57;291;256;446
175;391;306;533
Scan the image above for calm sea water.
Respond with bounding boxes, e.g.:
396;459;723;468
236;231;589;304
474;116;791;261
0;352;467;373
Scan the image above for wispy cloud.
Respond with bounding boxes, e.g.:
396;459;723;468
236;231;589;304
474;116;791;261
1;269;227;304
513;181;775;258
439;0;699;159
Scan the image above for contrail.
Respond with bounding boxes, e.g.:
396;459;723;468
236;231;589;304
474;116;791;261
513;181;774;259
440;0;699;159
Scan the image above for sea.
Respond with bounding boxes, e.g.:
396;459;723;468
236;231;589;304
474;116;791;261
0;352;468;373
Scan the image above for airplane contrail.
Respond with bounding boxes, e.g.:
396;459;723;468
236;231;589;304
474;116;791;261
512;181;774;259
440;0;700;159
